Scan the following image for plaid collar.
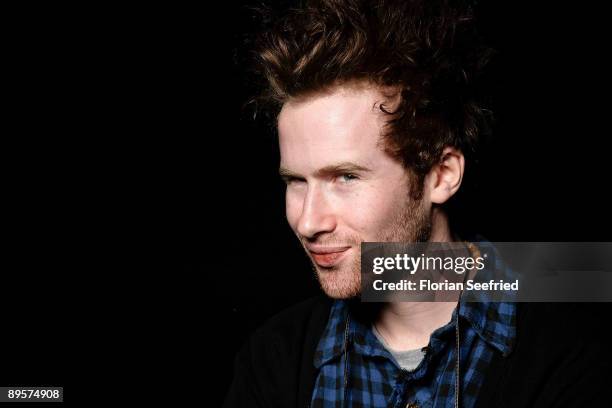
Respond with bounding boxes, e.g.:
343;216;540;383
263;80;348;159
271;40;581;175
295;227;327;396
314;297;516;369
314;244;518;368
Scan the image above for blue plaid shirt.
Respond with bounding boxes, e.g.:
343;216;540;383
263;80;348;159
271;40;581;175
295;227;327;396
311;254;517;407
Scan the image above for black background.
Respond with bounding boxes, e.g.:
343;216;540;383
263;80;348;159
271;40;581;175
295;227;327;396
199;2;611;403
4;1;611;406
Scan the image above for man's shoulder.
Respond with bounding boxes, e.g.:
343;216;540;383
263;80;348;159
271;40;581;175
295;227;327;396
517;302;608;335
226;295;335;406
509;302;610;375
232;295;333;390
478;302;612;406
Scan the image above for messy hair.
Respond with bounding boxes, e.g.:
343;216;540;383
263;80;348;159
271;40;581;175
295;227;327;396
251;0;493;198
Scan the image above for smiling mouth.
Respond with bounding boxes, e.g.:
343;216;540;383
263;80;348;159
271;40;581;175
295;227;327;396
308;247;351;268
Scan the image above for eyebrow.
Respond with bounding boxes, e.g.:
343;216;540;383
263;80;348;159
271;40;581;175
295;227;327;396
279;162;372;179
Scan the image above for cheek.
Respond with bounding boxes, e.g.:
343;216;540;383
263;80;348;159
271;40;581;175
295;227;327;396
332;191;372;229
344;186;407;234
285;190;302;229
350;199;394;230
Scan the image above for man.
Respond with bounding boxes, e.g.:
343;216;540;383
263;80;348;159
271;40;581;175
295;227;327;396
224;1;609;406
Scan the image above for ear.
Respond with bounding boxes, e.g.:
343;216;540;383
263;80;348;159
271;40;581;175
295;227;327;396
427;146;465;205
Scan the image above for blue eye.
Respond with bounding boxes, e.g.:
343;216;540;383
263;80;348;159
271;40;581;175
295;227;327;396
341;173;358;182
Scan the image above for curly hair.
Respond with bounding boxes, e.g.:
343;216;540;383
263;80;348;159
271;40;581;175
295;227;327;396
252;0;493;198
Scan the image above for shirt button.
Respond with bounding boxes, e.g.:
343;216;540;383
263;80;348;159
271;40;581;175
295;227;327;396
406;403;419;408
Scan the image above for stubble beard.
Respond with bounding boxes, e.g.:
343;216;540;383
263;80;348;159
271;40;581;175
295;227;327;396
306;194;432;300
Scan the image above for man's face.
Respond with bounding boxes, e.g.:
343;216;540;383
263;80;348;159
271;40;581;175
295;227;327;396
278;84;432;299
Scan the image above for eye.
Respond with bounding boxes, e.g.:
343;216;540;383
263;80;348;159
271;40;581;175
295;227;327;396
340;173;358;183
282;176;306;185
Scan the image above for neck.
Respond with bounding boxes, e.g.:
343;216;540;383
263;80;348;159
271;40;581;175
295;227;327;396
374;207;459;351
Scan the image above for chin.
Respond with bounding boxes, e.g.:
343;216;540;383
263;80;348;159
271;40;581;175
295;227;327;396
316;267;361;299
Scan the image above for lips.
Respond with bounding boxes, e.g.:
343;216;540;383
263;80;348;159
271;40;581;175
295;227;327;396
307;246;351;268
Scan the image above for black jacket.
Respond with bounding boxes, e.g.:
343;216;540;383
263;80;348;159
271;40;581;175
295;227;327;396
224;296;610;407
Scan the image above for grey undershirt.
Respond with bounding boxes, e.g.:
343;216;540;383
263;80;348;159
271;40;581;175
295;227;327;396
372;325;426;372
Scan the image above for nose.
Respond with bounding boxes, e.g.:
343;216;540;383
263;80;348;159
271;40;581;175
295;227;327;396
296;184;337;239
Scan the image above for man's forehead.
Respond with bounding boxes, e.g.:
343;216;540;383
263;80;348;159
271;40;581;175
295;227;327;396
279;143;376;173
278;91;387;146
276;84;398;174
